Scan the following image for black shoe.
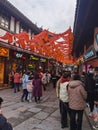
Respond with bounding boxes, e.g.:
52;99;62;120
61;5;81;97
61;125;68;129
21;98;24;102
25;99;29;102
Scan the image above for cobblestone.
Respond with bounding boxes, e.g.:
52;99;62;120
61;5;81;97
0;83;92;130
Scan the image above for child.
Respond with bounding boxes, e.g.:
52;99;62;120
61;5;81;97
26;81;33;102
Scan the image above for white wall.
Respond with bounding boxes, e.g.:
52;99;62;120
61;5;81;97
10;16;15;32
16;21;20;34
0;29;8;43
28;29;31;39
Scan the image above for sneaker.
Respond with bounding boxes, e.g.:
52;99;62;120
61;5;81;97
29;100;32;103
61;125;68;129
86;103;89;107
92;125;97;129
21;98;24;102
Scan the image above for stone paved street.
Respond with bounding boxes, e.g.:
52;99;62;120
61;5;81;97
0;84;92;130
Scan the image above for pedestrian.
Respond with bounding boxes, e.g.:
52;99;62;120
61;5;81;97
32;73;42;103
0;97;13;130
21;71;30;102
80;72;86;85
41;72;48;91
52;73;57;88
67;74;87;130
85;71;95;117
13;70;22;93
47;71;51;84
56;71;69;129
8;71;14;88
94;67;98;105
26;80;33;102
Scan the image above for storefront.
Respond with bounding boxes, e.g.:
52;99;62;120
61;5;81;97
39;57;48;72
0;46;9;87
28;55;39;71
28;55;48;72
83;46;98;72
0;45;49;88
9;50;29;73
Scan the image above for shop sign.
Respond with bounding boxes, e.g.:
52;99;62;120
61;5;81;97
40;58;46;62
28;64;35;69
30;55;39;60
83;48;96;61
0;63;4;83
12;51;27;60
0;47;9;57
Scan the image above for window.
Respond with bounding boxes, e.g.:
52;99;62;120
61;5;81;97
20;23;28;33
0;15;9;29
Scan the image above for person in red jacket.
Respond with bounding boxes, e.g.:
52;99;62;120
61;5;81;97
13;70;22;93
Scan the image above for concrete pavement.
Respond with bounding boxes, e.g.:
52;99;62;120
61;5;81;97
0;84;92;130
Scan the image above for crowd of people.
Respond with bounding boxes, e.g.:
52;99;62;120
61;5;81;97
8;70;52;103
56;66;98;130
1;66;98;130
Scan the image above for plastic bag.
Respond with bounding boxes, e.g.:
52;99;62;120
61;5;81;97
92;105;98;122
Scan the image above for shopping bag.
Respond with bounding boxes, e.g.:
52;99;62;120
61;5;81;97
26;81;33;92
92;105;98;122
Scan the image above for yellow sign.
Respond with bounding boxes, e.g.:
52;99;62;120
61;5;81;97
30;55;39;60
0;63;4;84
12;63;17;72
0;47;9;57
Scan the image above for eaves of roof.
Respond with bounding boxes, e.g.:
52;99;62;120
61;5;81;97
0;0;42;34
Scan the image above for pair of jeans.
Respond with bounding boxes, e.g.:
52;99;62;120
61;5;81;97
69;108;83;130
21;89;28;100
28;92;32;100
59;100;69;127
14;83;20;93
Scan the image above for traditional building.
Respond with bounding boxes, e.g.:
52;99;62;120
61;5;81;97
0;0;44;87
73;0;98;73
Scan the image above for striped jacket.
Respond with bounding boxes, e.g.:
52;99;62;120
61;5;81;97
68;80;87;110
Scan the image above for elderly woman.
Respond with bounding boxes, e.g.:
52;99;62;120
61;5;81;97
32;73;42;103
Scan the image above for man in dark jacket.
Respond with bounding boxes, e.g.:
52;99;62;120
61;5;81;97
0;97;13;130
85;71;95;117
94;67;98;103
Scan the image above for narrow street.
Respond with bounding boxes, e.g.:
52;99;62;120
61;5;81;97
0;84;92;130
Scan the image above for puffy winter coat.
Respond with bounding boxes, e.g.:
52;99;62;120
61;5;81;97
68;80;87;110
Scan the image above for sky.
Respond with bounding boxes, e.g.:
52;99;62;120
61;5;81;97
8;0;76;34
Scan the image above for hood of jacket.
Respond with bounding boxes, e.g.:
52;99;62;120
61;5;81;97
69;80;82;89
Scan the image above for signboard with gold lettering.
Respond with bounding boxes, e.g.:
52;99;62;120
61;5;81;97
0;63;4;84
0;47;9;57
